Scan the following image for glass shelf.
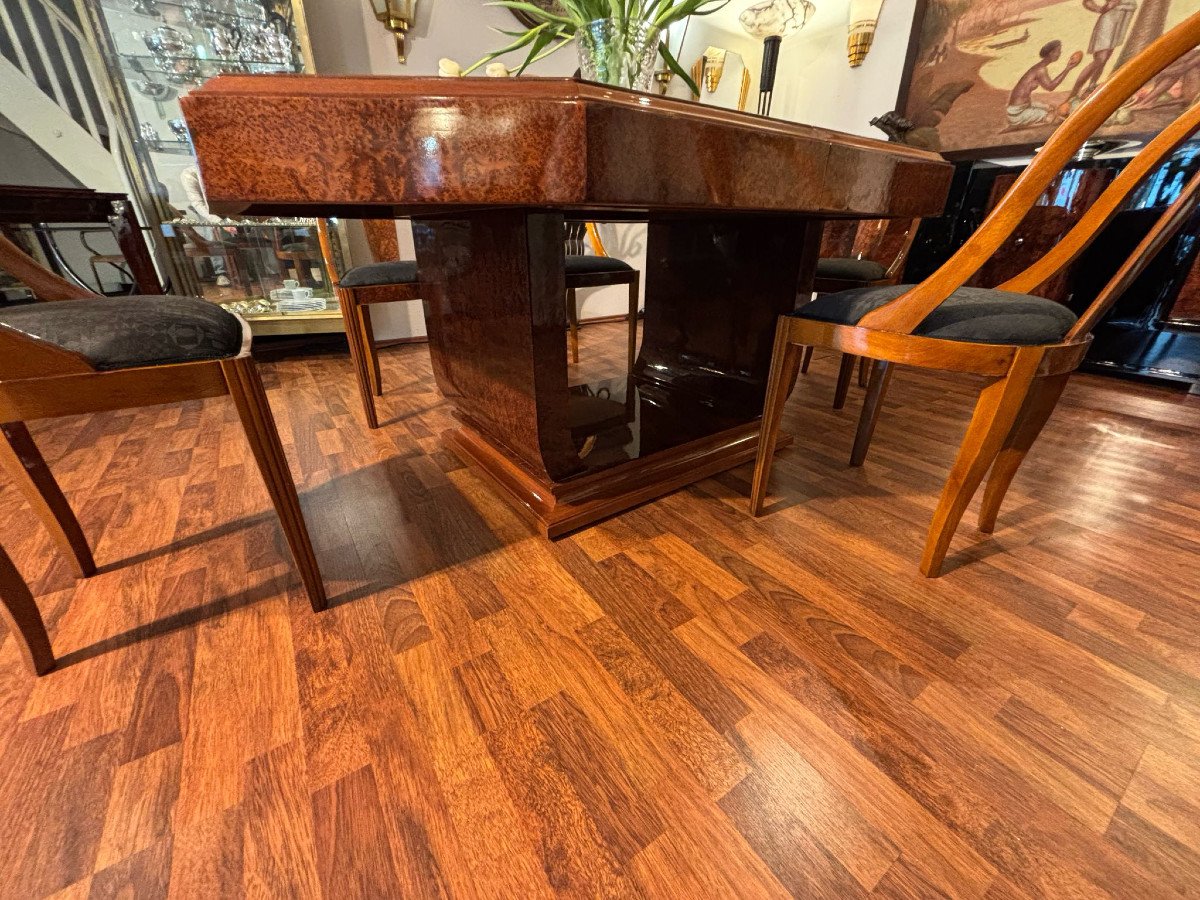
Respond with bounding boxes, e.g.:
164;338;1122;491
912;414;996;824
141;138;194;155
120;52;294;70
98;0;285;29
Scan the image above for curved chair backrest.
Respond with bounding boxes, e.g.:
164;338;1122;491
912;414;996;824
0;232;100;379
316;218;400;282
362;219;400;263
820;217;919;279
859;10;1200;337
0;230;97;302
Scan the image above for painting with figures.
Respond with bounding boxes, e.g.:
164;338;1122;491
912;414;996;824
900;0;1200;156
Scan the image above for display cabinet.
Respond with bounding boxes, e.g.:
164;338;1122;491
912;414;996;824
79;0;343;336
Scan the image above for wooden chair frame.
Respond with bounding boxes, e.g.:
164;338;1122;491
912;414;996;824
317;219;641;430
807;217;922;404
750;11;1200;577
0;232;326;675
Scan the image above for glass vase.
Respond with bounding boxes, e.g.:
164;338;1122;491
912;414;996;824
576;19;661;92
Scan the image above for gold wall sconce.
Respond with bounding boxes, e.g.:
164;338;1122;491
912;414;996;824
367;0;416;63
848;0;884;66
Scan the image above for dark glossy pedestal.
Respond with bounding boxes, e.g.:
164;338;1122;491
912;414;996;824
183;75;952;535
414;210;820;535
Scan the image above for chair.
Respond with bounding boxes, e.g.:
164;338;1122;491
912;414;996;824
272;227;326;288
810;217;921;407
179;222;251;292
0;231;327;674
317;218;422;431
750;12;1200;577
317;219;641;430
565;223;641;372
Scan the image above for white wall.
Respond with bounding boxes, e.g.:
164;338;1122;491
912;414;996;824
771;0;917;137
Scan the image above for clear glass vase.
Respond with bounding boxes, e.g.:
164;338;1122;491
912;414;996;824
576;19;661;92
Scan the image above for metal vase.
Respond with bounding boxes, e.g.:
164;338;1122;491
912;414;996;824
577;19;661;92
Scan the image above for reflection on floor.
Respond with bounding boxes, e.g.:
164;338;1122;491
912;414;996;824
1;322;1199;897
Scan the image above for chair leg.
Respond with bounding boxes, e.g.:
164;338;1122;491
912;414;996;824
337;288;380;429
626;274;640;374
978;373;1071;533
858;357;871;388
0;543;54;676
359;304;384;397
799;345;814;374
850;361;893;467
0;423;95;578
749;319;801;516
920;349;1043;578
567;287;580;364
833;354;857;410
220;356;328;612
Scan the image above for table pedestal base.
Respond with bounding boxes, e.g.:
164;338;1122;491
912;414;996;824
446;422;792;538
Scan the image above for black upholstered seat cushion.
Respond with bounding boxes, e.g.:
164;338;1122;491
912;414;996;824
566;255;633;275
0;295;243;371
815;256;887;282
339;260;419;288
795;284;1078;345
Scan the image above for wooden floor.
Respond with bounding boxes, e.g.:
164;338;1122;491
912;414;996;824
2;322;1199;899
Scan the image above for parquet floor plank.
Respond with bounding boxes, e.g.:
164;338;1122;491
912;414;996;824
0;326;1197;898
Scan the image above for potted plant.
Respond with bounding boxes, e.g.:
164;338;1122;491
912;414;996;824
465;1;731;93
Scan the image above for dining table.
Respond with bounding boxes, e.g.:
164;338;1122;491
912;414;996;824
182;75;953;537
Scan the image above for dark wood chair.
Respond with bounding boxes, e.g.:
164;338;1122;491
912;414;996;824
809;217;921;407
317;218;641;430
0;231;327;675
750;13;1200;577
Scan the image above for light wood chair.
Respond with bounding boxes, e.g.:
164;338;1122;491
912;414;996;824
0;231;327;675
317;219;641;430
317;218;422;431
809;217;921;406
750;12;1200;577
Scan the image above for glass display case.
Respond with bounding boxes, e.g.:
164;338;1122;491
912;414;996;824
81;0;342;336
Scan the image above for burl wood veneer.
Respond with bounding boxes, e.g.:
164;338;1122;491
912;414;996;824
183;76;952;535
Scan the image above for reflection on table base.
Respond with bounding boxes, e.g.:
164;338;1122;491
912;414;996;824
445;420;792;538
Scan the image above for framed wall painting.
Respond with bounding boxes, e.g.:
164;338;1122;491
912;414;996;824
897;0;1200;158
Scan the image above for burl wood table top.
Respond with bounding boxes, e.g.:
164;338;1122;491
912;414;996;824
182;75;952;220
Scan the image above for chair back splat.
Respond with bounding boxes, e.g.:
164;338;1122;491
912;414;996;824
859;9;1200;335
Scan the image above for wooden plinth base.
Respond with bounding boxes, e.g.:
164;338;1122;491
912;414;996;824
446;423;792;538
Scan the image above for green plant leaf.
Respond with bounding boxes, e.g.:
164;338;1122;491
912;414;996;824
463;21;549;74
515;23;558;74
658;40;698;96
483;1;575;25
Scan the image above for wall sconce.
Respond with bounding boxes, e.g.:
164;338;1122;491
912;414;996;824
367;0;416;63
848;0;885;67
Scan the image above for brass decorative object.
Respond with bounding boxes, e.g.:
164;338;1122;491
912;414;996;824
366;0;416;63
702;47;727;94
847;0;884;67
